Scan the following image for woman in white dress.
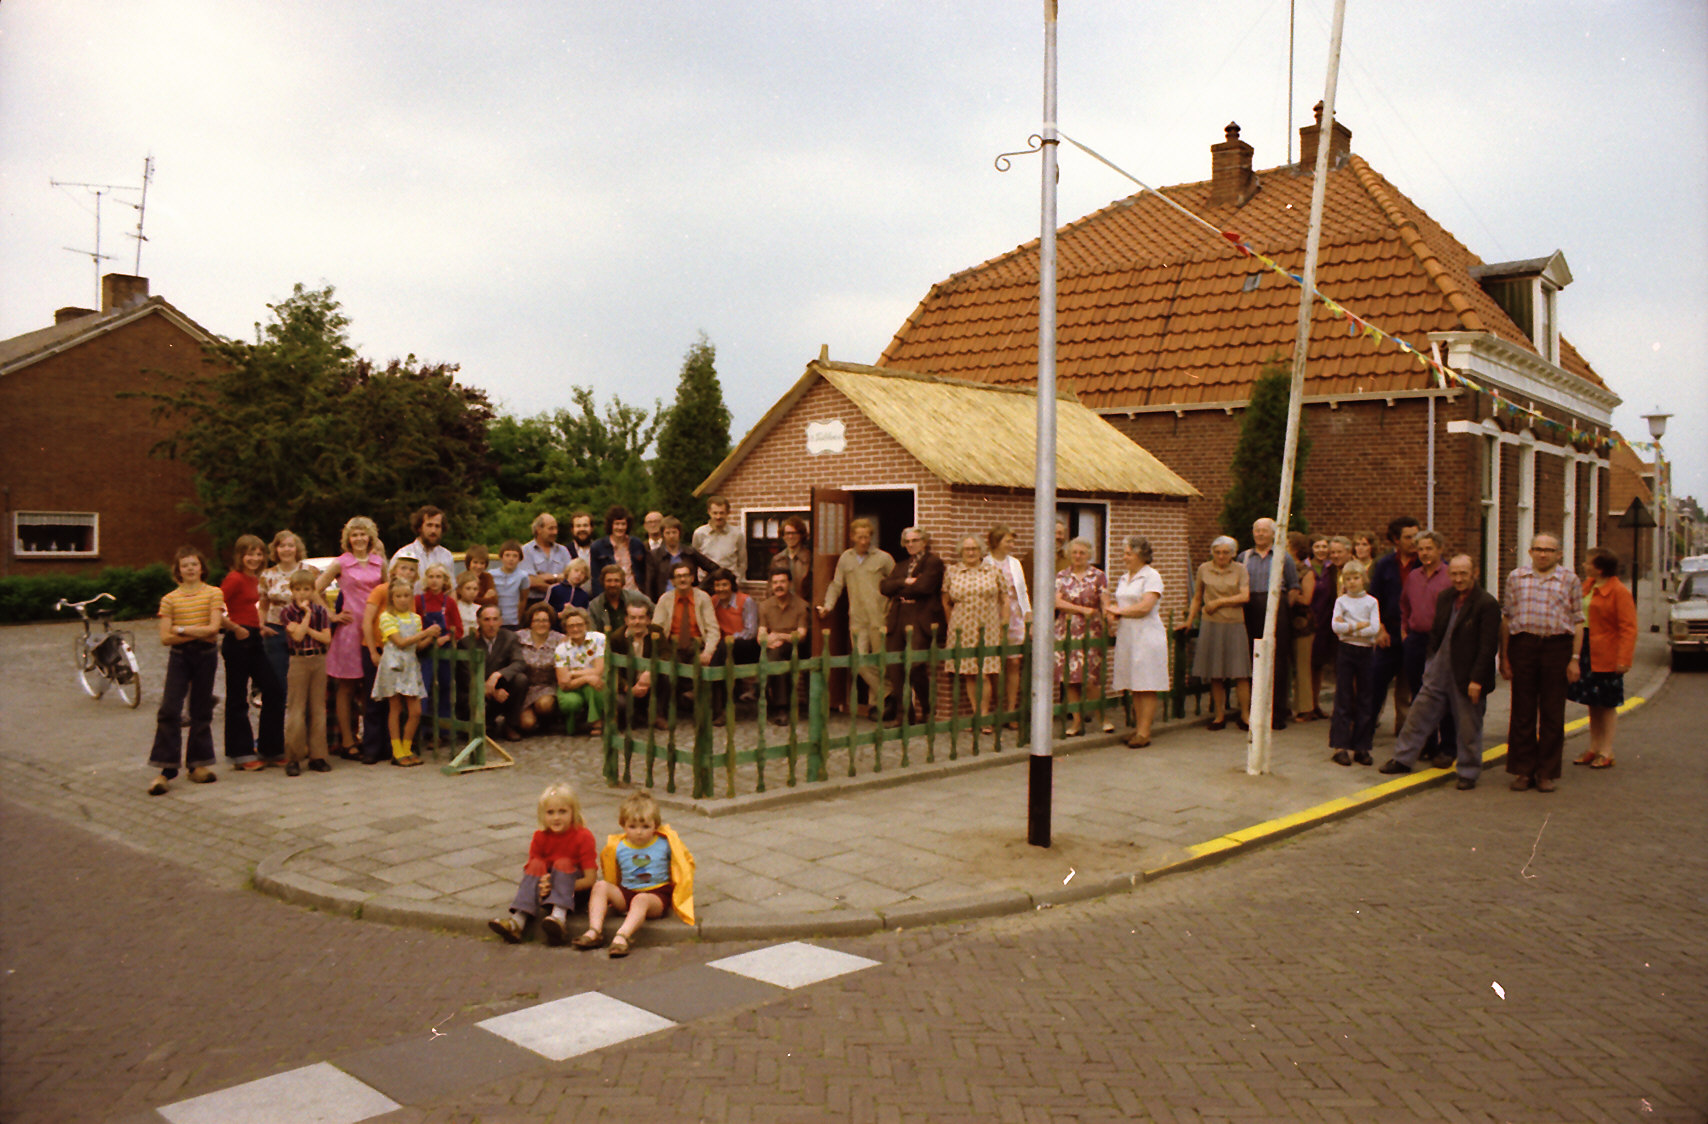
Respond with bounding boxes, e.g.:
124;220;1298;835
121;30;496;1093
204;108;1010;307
1105;534;1167;747
987;525;1031;730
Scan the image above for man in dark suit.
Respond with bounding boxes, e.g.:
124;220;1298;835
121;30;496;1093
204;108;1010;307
880;527;944;725
461;605;528;740
1378;554;1501;789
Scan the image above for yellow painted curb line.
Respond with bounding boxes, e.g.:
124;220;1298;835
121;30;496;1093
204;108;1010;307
1148;693;1653;883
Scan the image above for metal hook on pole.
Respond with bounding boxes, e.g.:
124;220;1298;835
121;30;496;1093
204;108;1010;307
994;136;1046;173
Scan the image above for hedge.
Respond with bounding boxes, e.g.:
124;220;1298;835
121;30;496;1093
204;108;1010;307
0;564;217;624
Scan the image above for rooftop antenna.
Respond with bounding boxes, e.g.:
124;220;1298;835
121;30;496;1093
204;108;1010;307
129;155;155;274
1287;0;1296;164
51;168;144;304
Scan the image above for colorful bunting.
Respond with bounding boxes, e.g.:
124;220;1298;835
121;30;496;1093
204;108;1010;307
1217;227;1613;457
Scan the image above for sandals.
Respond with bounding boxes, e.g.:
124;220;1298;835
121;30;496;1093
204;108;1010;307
571;930;606;950
1572;750;1598;766
488;915;524;944
607;934;632;958
1125;734;1151;749
1589;755;1615;769
391;754;424;768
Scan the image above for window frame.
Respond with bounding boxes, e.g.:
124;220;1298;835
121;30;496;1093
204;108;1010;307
12;511;101;558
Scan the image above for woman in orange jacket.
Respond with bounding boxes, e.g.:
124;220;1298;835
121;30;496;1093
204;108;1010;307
1569;549;1637;769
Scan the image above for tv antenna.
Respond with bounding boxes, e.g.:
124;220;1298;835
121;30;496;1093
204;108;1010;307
51;156;153;304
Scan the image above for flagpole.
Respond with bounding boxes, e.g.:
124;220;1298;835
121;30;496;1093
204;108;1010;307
1029;0;1059;846
1249;0;1347;775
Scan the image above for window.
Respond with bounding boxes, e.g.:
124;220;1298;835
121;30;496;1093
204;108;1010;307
742;509;808;583
1058;502;1108;568
14;512;99;557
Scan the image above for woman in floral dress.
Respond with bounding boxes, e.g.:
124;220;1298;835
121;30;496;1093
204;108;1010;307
1054;537;1111;736
515;602;565;735
942;535;1011;732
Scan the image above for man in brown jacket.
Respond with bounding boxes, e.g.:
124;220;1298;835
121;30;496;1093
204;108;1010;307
880;527;944;725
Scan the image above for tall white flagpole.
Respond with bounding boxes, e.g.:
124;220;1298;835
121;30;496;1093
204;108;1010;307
1249;0;1348;775
1029;0;1059;845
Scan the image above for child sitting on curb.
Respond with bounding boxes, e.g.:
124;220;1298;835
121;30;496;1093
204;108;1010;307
573;790;695;957
490;782;598;946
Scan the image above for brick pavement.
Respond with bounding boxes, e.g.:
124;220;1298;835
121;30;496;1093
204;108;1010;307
0;619;1674;943
6;668;1696;1121
390;669;1708;1122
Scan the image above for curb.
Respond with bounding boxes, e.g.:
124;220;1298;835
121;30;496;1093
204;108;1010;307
253;674;1665;942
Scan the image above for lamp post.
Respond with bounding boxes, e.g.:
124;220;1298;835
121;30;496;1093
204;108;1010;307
1641;410;1671;631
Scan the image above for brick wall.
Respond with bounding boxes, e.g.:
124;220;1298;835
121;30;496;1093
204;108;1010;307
1;311;212;576
1110;395;1474;556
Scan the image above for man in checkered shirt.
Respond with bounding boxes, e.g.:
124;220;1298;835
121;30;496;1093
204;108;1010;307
1499;532;1582;793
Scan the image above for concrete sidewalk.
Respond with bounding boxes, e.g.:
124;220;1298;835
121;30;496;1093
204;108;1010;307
0;621;1670;943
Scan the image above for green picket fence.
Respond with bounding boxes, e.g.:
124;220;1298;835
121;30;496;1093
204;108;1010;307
600;611;1210;800
421;644;515;775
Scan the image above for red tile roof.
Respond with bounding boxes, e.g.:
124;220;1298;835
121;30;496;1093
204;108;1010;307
878;154;1608;407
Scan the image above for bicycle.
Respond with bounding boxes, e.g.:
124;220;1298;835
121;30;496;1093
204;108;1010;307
56;593;143;708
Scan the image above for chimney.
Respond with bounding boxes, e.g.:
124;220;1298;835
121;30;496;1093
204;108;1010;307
54;307;98;325
100;273;150;313
1298;101;1352;170
1209;122;1259;207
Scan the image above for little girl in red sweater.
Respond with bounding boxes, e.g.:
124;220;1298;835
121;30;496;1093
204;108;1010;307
489;782;598;946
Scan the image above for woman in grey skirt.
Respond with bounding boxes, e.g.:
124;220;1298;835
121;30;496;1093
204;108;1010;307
1179;535;1252;730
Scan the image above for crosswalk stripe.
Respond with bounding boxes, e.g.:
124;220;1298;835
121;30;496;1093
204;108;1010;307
157;1061;400;1124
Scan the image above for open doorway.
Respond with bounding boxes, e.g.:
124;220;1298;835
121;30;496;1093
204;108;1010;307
849;488;916;560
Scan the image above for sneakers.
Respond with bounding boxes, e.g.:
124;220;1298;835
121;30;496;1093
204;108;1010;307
1377;759;1411;775
488;915;524;944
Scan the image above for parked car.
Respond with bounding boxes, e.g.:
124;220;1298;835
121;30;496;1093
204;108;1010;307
1669;572;1708;670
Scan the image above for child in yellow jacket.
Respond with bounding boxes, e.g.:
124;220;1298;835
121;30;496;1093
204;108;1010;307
573;789;695;957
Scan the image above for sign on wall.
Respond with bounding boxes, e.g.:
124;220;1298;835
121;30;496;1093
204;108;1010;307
805;419;846;456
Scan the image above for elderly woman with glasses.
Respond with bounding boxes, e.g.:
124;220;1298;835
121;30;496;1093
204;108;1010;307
1179;534;1251;730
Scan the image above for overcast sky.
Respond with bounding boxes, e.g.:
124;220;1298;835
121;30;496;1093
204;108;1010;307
4;1;1705;501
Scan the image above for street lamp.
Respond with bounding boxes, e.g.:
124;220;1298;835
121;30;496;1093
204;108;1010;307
1641;410;1672;631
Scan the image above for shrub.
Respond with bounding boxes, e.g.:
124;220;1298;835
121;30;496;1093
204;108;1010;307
0;563;194;624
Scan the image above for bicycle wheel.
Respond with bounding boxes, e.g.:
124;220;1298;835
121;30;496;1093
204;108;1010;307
76;640;108;699
115;641;143;708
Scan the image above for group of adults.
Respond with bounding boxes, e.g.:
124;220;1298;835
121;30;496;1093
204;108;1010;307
1179;512;1637;792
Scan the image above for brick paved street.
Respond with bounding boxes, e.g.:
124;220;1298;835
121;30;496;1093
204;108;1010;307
2;640;1702;1120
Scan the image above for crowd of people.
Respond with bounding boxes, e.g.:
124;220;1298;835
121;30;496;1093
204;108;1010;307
1175;513;1636;792
143;495;1638;799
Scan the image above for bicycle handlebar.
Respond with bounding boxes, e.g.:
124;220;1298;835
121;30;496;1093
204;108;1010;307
55;592;116;615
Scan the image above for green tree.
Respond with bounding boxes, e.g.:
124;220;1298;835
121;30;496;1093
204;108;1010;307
1220;361;1311;545
652;333;731;528
139;283;494;555
472;388;660;545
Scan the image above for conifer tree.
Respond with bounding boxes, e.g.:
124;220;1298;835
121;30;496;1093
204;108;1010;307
652;333;731;528
1220;361;1311;545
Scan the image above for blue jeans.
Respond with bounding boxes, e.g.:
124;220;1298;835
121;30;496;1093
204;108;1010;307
150;642;218;776
1330;644;1377;754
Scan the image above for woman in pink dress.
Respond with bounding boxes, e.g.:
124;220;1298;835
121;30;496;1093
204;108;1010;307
315;516;385;756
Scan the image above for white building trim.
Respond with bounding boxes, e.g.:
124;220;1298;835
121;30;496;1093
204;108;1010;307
1430;331;1619;426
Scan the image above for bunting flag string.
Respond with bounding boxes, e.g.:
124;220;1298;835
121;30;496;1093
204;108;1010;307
1056;130;1617;456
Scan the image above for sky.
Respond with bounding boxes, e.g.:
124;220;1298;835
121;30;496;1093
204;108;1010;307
4;1;1705;502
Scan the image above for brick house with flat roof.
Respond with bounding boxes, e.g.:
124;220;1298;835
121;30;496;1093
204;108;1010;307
0;274;216;576
878;112;1623;590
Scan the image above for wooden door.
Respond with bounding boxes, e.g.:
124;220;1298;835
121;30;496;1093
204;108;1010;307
810;487;853;709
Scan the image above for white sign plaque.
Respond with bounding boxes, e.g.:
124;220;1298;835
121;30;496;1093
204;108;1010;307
805;419;846;456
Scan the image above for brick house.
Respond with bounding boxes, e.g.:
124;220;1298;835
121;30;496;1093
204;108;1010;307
878;113;1622;592
695;355;1199;675
0;274;216;576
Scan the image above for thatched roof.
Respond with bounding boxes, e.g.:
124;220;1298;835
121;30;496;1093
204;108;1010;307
697;356;1199;498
